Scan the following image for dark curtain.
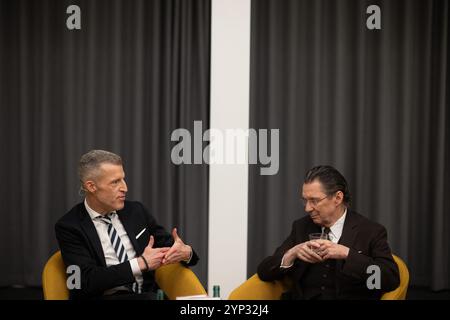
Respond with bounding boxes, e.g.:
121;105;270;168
248;0;449;290
0;0;210;287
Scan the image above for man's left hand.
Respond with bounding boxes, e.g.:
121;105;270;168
162;228;192;265
315;240;349;260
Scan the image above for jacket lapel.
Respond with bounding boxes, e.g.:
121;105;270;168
78;205;107;267
117;205;142;255
336;210;359;270
338;210;359;247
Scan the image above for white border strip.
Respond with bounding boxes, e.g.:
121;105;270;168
208;0;251;299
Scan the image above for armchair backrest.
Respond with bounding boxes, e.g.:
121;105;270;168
228;273;285;300
42;251;70;300
155;263;207;299
381;254;409;300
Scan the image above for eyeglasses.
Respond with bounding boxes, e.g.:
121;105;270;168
301;195;329;207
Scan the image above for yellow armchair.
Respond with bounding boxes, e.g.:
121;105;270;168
154;262;207;299
42;251;70;300
42;250;206;300
228;273;287;300
228;254;409;300
380;255;409;300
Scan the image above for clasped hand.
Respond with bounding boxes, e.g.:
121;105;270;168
140;228;192;271
285;240;349;265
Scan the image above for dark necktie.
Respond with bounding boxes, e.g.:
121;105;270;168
99;213;140;293
323;227;331;240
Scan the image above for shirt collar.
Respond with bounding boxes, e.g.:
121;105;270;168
84;198;116;221
322;208;347;238
332;208;347;228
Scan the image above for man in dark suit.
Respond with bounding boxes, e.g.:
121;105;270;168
257;165;400;300
55;150;198;300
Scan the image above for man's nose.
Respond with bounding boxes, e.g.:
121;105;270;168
305;202;314;213
120;180;128;192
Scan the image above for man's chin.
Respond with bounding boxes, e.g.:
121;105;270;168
310;216;321;223
114;201;125;211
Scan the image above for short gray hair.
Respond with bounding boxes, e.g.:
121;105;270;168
78;150;123;183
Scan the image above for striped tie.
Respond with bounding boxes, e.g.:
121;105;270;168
100;213;140;293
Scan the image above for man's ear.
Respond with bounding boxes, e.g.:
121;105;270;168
84;180;96;193
335;191;344;206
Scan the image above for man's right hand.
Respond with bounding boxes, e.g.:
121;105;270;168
282;241;323;266
139;236;170;272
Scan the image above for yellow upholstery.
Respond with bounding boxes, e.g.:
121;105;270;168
155;263;207;299
228;254;409;300
228;273;286;300
380;255;409;300
42;251;70;300
42;250;206;300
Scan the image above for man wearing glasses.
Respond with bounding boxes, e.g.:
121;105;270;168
257;165;399;300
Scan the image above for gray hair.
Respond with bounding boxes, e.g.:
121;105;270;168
78;150;123;183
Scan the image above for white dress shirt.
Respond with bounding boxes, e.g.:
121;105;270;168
280;208;347;268
323;208;347;244
85;199;143;295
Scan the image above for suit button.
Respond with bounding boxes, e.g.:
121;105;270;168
325;264;330;268
322;274;327;278
321;286;326;290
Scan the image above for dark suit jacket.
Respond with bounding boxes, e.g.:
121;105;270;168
257;210;400;300
55;200;199;300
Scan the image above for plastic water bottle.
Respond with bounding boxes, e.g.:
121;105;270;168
156;289;164;300
213;285;220;299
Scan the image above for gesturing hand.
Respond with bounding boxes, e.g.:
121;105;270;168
140;235;170;271
162;228;192;265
